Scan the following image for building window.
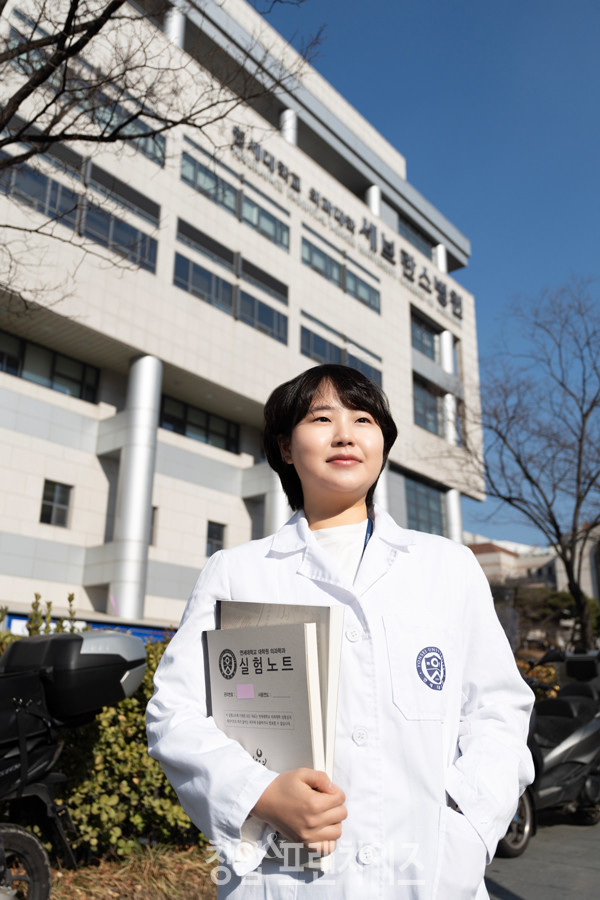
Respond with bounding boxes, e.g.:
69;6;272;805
301;238;380;311
411;312;440;362
413;378;442;435
241;195;289;250
301;327;382;384
405;476;446;536
241;258;288;304
177;219;234;270
82;203;157;272
160;396;240;453
173;253;234;314
301;327;342;365
397;213;434;260
301;238;342;287
181;152;237;215
0;330;22;377
40;480;71;527
89;164;161;225
0;154;158;273
125;124;165;167
239;292;287;344
0;329;99;402
0;156;79;227
347;354;382;387
149;506;158;546
345;269;380;313
206;521;225;556
181;152;290;250
174;254;287;344
8;6;166;166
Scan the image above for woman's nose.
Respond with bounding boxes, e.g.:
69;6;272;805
333;427;353;445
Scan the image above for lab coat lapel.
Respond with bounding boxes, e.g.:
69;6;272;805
269;510;354;601
268;506;416;601
353;506;417;598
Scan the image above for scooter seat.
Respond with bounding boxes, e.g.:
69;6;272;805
534;712;592;749
559;682;600;701
536;695;597;719
535;698;576;718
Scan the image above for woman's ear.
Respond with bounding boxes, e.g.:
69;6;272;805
278;436;292;464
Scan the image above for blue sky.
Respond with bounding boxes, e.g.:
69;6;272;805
265;0;600;545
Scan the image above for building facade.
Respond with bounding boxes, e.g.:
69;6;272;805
0;0;484;628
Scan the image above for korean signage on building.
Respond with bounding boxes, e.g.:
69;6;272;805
231;127;463;320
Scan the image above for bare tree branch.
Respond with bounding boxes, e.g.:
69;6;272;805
473;278;600;647
0;0;324;307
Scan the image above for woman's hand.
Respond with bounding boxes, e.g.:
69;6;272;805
251;768;347;855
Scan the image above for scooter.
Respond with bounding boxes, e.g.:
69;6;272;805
0;630;146;899
496;647;600;857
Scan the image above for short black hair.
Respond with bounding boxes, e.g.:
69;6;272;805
263;364;398;511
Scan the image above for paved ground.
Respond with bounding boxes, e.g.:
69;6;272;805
486;813;600;900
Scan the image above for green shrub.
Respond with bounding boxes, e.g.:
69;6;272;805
0;605;15;657
57;637;202;859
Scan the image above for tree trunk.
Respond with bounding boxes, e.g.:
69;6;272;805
565;567;593;649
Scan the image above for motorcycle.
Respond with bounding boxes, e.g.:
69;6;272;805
496;647;600;857
0;630;146;899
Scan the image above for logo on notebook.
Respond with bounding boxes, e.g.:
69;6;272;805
416;646;445;691
219;649;237;679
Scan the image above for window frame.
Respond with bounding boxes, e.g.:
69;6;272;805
40;479;72;527
413;377;443;436
160;395;240;454
206;521;225;556
405;476;447;536
411;312;440;363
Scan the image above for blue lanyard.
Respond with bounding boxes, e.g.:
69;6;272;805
363;517;374;552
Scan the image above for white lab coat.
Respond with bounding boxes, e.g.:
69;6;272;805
146;506;534;899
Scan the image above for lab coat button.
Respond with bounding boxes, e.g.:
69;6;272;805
346;627;361;642
357;844;375;865
352;726;368;745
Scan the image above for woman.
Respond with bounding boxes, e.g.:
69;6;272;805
147;364;534;899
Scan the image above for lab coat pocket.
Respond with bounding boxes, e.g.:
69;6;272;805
383;621;455;721
433;806;488;900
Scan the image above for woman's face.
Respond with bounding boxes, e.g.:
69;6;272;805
280;381;385;515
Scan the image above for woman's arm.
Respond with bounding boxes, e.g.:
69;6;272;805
146;553;278;874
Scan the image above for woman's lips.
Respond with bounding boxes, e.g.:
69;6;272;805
327;456;361;465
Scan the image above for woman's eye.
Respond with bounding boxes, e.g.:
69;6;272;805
356;416;372;423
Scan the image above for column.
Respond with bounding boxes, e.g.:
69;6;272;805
436;243;448;275
440;328;462;542
446;488;463;544
264;470;291;535
165;5;186;48
365;185;381;218
109;355;163;620
280;108;297;145
440;330;457;445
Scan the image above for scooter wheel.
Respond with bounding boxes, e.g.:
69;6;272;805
0;824;52;900
495;792;534;858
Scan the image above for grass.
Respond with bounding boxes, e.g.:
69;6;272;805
50;846;218;900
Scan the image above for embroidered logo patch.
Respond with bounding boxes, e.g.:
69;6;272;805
416;646;445;691
218;648;237;680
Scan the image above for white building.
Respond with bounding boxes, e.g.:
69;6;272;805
0;0;484;630
466;532;600;601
